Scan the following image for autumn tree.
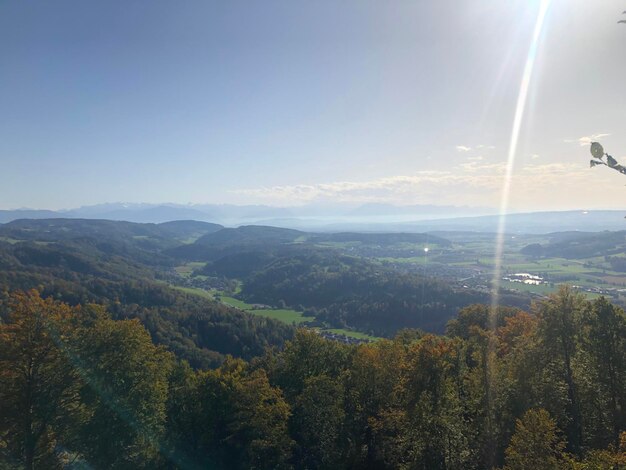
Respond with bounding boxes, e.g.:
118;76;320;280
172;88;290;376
580;297;626;448
403;335;470;469
343;340;407;468
265;329;351;400
504;408;571;470
188;358;293;470
162;360;205;469
534;286;585;454
291;375;346;469
0;290;84;470
70;317;174;468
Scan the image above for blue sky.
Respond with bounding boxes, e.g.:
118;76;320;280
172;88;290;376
1;0;625;211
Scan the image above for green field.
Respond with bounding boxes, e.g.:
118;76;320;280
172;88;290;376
173;285;379;340
248;307;311;324
174;262;207;278
219;293;380;340
171;285;214;300
219;295;260;310
177;287;311;325
323;328;379;340
500;280;556;295
379;256;429;265
371;235;626;304
500;280;604;300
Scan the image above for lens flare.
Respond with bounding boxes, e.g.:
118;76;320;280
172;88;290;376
490;0;552;327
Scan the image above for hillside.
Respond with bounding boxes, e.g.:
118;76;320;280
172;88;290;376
0;218;530;339
0;219;292;368
521;230;626;259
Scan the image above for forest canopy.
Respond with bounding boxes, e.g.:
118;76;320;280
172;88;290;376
1;288;625;469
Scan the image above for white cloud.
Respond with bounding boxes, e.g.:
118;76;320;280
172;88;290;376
232;170;501;205
456;144;495;153
231;160;596;210
458;161;504;173
520;162;580;174
565;133;611;146
531;154;540;159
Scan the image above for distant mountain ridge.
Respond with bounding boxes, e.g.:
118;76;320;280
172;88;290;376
0;202;489;226
0;218;223;251
1;204;625;233
347;202;488;218
395;210;626;234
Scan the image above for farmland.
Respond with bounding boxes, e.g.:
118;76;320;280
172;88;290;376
172;283;379;341
169;228;626;340
365;231;626;304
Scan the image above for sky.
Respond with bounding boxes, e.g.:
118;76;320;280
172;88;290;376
1;0;625;212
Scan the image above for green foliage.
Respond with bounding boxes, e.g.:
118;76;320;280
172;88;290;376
240;251;513;335
264;330;352;399
0;234;295;369
580;297;626;448
165;358;293;469
292;375;346;469
0;291;174;469
3;286;626;469
70;317;174;469
0;291;84;469
535;286;585;453
504;409;571;470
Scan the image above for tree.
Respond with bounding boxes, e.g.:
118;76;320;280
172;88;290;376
292;375;346;469
404;335;470;469
579;431;626;470
581;297;626;448
71;317;174;468
463;325;501;468
343;340;407;468
266;330;350;400
535;286;585;454
228;369;293;470
194;359;294;470
494;312;541;465
0;290;83;470
163;360;206;469
504;408;571;470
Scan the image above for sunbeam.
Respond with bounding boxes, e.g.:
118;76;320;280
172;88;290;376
489;0;552;328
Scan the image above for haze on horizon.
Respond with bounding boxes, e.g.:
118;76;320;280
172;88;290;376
1;0;625;212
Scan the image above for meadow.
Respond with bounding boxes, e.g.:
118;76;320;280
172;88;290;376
172;282;379;341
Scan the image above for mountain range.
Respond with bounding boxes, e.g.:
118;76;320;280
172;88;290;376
1;203;625;233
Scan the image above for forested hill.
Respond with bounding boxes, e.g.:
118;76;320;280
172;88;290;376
0;218;532;340
0;219;291;368
1;218;624;468
233;251;525;335
168;225;306;260
169;225;452;261
0;218;223;245
521;230;626;259
189;230;527;335
1;288;625;468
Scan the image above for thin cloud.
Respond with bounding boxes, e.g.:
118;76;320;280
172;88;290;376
458;161;505;172
456;145;472;152
231;161;592;208
232;170;502;204
564;133;611;146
